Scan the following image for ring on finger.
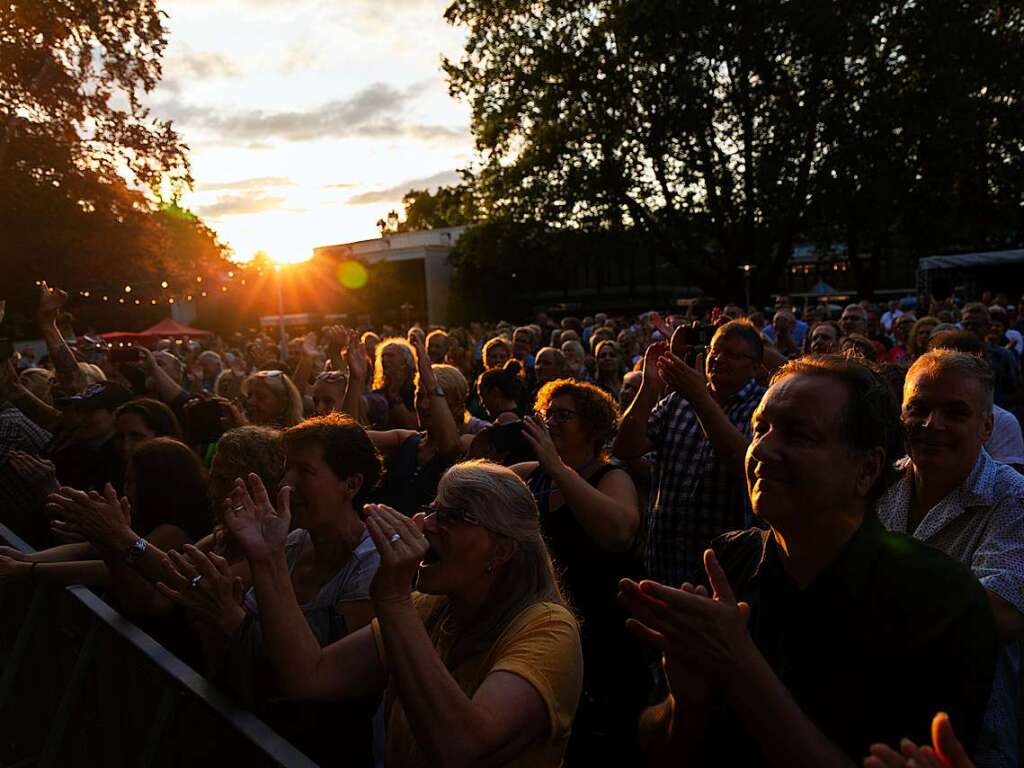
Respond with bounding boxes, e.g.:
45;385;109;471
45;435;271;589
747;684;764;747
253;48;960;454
189;574;203;588
388;532;402;544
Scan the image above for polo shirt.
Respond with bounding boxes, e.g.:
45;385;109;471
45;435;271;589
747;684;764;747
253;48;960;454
690;513;997;764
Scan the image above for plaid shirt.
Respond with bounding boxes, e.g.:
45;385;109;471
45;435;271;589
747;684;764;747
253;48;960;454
877;450;1024;768
644;379;765;586
0;401;53;526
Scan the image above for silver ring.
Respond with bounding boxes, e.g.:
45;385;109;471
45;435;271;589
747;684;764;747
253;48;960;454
388;532;401;544
189;575;203;588
233;505;245;512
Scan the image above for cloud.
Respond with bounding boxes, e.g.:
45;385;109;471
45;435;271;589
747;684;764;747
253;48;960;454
155;82;467;145
199;176;296;191
346;170;462;205
323;182;355;189
197;192;288;218
168;48;242;79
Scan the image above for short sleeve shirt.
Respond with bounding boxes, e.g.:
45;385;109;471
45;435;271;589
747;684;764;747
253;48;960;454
371;595;583;768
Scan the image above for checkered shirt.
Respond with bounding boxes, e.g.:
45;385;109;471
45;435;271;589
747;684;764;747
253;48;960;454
877;450;1024;768
644;379;765;586
0;401;53;513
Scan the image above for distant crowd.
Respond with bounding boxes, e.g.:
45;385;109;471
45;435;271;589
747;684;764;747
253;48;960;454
1;281;1022;768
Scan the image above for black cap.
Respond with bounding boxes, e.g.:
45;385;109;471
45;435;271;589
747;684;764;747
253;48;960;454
56;381;134;411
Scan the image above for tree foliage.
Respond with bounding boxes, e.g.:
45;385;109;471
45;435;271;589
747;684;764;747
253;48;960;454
1;1;230;331
378;183;479;235
443;0;1024;300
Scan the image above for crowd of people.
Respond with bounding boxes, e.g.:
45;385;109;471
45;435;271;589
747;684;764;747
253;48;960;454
1;280;1023;767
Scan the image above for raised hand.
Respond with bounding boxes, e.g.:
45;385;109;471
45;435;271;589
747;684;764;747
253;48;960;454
301;331;319;359
343;331;368;383
641;341;668;387
656;350;707;403
522;415;564;475
364;504;428;605
864;712;973;768
45;484;131;551
37;281;68;326
223;474;292;563
156;545;247;636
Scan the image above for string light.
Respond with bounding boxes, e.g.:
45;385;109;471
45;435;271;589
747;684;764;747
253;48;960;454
82;291;90;297
118;298;125;304
151;299;157;305
195;276;203;283
124;285;132;293
161;281;168;289
168;298;175;304
103;296;109;301
228;271;234;278
201;291;207;297
187;295;193;301
134;299;140;305
221;286;227;292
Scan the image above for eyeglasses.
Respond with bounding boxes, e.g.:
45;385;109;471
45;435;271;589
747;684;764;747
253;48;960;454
255;369;284;378
707;347;758;363
419;503;480;527
541;407;578;424
315;371;346;383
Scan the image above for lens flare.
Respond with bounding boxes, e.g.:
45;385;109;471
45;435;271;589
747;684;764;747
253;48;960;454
337;261;368;290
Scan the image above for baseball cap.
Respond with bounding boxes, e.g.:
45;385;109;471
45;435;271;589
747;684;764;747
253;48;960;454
56;381;134;411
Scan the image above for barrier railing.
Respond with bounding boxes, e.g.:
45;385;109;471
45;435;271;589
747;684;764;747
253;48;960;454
0;522;318;767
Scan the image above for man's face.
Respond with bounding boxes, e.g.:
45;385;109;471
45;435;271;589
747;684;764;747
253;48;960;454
773;312;793;335
620;372;642;409
705;333;758;395
960;310;989;342
534;351;562;384
427;336;448;364
746;375;867;527
512;333;532;361
902;367;993;480
69;406;116;444
839;308;867;337
809;324;837;354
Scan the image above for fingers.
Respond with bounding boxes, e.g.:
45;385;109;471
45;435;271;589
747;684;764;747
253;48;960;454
155;581;186;606
623;618;669;651
246;473;271;509
932;712;970;767
865;744;909;768
208;551;232;577
182;544;218;578
703;549;737;605
364;512;395;564
276;484;292;526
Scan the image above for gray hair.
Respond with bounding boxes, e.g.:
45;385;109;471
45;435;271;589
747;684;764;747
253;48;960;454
908;349;994;414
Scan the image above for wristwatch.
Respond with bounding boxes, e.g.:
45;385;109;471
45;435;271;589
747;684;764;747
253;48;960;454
431;385;446;398
124;537;148;564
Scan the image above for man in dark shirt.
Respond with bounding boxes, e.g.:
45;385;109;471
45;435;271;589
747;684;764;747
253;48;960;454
620;356;997;766
51;381;131;494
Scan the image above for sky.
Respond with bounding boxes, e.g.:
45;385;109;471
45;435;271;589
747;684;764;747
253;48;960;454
147;0;473;263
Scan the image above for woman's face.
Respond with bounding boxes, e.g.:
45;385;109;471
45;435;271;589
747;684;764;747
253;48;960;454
380;346;407;383
245;380;283;426
914;323;937;351
597;344;620;373
561;344;583;371
541;394;589;457
116;412;156;457
417;507;498;596
893;317;915;345
485;344;509;370
312;379;346;416
281;441;353;529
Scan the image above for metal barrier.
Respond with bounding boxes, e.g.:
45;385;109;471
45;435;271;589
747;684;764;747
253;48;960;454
0;522;319;767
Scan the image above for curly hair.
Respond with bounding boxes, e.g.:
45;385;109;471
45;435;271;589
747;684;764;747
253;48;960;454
533;378;620;451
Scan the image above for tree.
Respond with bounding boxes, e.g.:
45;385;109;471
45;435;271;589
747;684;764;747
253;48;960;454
443;0;1024;301
376;183;478;234
0;1;231;331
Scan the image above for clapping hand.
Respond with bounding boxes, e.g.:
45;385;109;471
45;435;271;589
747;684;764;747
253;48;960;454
45;484;132;551
222;474;291;563
156;545;247;637
343;331;368;382
300;331;319;360
864;712;974;768
618;549;752;703
8;450;58;495
656;350;707;403
364;504;428;606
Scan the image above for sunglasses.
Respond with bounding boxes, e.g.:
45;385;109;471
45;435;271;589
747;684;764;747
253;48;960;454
418;503;480;527
315;371;346;383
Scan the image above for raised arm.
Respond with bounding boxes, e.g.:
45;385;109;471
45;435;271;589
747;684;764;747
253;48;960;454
520;417;639;551
214;474;384;701
292;332;318;399
411;336;461;461
140;347;186;404
341;330;371;425
36;282;85;395
1;360;62;430
657;352;750;474
612;342;665;460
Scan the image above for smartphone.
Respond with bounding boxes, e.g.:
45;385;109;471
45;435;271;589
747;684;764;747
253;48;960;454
490;420;531;457
110;347;142;364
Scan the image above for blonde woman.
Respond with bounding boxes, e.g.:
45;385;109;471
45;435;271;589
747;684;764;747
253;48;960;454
241;370;303;428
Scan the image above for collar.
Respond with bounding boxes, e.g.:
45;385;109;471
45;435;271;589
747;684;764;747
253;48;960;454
752;514;882;600
880;450;994;538
716;378;760;406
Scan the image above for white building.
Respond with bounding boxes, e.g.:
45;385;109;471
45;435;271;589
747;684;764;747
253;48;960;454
313;226;466;326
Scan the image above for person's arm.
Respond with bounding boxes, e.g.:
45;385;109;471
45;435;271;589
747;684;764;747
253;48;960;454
292;333;317;399
1;553;110;587
619;550;857;768
36;282;86;395
657;352;750;474
972;498;1024;642
3;383;62;431
612;342;666;460
341;332;371;425
24;541;99;563
210;474;385;701
367;504;550;767
521;417;639;551
411;336;461;461
140;348;186;403
367;429;418;458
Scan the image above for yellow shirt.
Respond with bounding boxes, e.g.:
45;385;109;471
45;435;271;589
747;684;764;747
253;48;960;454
371;594;583;767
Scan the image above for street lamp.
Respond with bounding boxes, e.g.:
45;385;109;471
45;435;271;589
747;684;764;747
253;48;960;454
738;264;756;310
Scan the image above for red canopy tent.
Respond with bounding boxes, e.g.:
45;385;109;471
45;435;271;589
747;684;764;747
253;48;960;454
137;318;212;339
98;331;144;344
